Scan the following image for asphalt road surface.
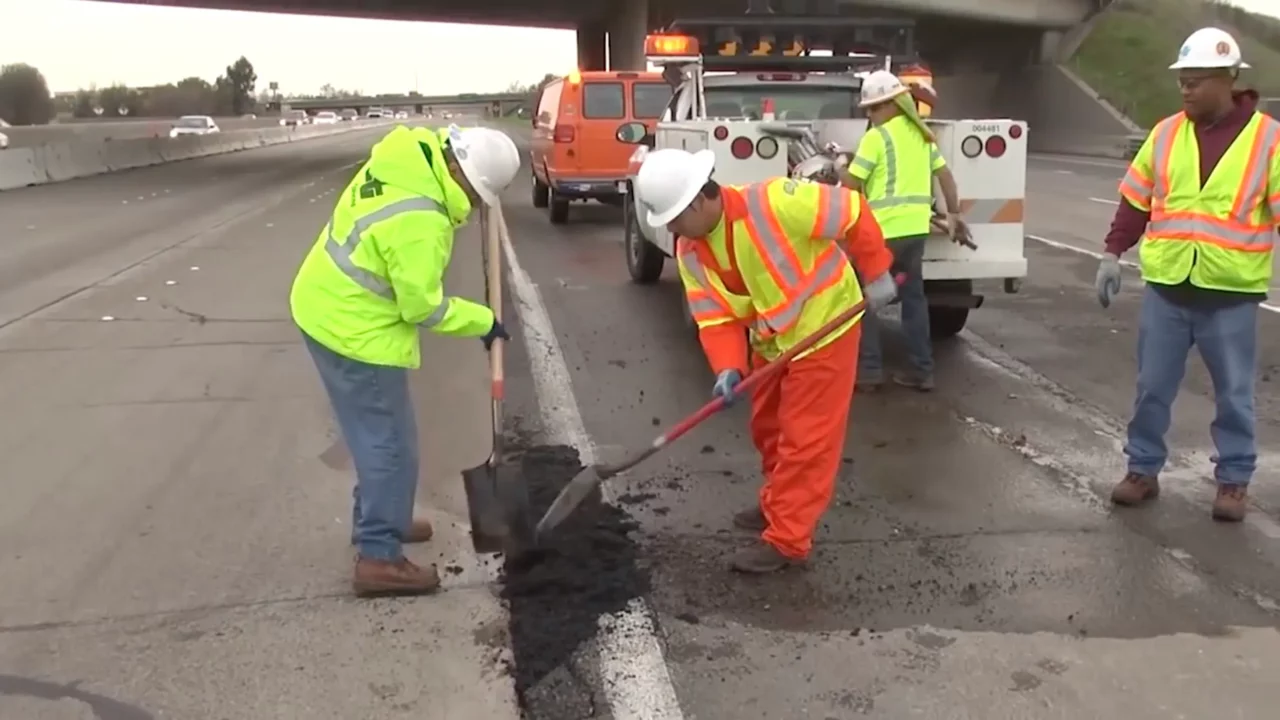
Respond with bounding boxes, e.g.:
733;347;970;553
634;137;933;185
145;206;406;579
1;118;297;148
1;120;1278;720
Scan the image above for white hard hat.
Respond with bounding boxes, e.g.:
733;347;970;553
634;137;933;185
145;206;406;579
635;148;716;226
447;125;521;206
859;70;911;108
1169;27;1249;70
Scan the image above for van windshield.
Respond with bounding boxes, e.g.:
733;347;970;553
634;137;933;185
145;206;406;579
704;85;863;121
582;82;625;119
632;82;672;119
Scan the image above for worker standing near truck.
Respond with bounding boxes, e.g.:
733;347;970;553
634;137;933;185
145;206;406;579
290;124;520;596
1096;27;1279;522
843;70;962;393
634;147;898;573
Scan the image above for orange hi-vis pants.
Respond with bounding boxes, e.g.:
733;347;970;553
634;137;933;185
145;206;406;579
749;324;860;559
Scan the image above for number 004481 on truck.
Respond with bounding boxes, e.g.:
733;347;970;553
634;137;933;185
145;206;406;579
617;16;1028;340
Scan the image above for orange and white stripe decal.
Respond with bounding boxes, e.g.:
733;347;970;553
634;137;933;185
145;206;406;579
960;198;1024;224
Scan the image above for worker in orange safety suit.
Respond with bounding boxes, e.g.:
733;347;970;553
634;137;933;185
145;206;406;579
633;148;899;573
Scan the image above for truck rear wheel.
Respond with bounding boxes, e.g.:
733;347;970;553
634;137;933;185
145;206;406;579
928;307;969;340
624;196;664;284
549;190;570;224
532;174;549;208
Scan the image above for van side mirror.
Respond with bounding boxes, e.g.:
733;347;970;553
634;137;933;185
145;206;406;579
615;121;649;144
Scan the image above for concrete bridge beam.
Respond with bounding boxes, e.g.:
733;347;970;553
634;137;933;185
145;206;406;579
607;0;649;71
578;22;607;71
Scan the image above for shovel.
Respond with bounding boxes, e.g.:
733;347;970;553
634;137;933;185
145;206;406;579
461;204;534;554
535;273;906;539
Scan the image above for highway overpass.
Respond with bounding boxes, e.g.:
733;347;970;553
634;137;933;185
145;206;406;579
287;93;530;116
95;0;1137;156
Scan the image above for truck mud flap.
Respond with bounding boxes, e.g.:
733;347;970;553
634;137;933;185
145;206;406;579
926;293;984;309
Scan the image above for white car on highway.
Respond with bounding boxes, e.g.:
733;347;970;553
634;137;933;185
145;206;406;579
0;131;8;150
312;111;340;125
169;115;220;138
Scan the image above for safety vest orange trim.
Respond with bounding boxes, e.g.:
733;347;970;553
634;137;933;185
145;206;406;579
809;183;856;240
1147;112;1280;253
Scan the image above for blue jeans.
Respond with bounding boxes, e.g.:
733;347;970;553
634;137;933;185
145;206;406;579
1125;286;1258;486
302;331;419;560
858;235;933;379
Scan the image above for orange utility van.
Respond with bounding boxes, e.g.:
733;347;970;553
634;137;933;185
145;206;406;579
530;70;672;224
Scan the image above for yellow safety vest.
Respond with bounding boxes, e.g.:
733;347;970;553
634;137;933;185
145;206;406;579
1120;110;1280;294
848;113;946;240
676;178;865;362
290;126;494;368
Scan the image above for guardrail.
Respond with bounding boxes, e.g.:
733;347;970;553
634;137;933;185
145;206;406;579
0;119;399;192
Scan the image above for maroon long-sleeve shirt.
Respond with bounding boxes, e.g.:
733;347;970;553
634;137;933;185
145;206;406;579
1103;90;1267;306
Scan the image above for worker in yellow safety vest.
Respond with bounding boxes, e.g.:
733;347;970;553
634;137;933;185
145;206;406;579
842;70;962;393
1095;27;1280;522
289;124;520;596
634;148;898;574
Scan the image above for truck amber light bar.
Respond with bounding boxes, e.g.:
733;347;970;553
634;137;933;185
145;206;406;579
645;34;700;57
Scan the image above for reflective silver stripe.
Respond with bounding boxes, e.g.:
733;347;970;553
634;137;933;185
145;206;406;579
851;156;876;173
1119;169;1151;204
1147;217;1274;248
929;145;942;168
814;185;854;239
419;297;452;328
679;252;736;321
324;196;445;301
743;185;801;287
1233;118;1280;225
759;249;848;332
867;126;933;211
1151;118;1178;201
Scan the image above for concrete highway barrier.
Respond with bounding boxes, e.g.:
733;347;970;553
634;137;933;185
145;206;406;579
0;120;397;192
1;117;289;148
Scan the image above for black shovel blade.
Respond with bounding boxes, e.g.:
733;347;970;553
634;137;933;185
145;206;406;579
462;457;507;554
462;459;536;555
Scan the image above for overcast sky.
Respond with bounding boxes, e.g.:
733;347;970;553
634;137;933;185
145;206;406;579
2;0;1277;95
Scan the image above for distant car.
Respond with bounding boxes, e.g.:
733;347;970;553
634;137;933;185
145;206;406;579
279;110;308;127
340;109;359;122
394;110;409;119
313;111;339;125
169;115;220;138
365;108;387;119
0;131;8;150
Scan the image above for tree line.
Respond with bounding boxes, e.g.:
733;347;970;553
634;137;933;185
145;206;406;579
0;56;259;125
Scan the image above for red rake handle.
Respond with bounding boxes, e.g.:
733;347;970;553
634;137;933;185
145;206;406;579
596;273;905;480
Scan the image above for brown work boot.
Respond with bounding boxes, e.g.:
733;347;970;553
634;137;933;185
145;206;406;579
732;506;766;533
729;540;802;574
404;517;434;543
1212;484;1249;522
892;371;935;392
1110;471;1160;506
352;556;441;597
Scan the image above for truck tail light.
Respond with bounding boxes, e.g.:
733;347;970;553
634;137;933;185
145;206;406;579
553;124;576;143
1008;124;1023;140
713;125;729;140
985;135;1007;158
730;137;754;159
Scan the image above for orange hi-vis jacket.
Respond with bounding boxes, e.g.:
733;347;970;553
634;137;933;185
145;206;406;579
1120;110;1280;294
676;178;893;373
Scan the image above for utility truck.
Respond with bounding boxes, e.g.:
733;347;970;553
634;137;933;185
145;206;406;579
616;15;1028;339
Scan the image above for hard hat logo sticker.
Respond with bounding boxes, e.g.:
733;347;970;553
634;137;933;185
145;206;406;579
1216;41;1231;56
1180;44;1191;57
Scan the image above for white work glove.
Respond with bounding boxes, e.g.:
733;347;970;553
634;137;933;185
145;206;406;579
1095;253;1122;309
864;272;899;311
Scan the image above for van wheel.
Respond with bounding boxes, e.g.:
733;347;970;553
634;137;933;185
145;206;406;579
532;176;549;208
624;197;664;284
928;307;969;340
549;191;570;224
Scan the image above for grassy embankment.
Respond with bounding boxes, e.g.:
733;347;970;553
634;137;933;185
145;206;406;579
1071;0;1280;129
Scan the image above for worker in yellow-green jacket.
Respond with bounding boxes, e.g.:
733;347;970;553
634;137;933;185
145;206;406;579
843;70;962;393
289;124;520;598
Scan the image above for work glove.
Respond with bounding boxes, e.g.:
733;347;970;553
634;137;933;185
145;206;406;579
711;369;743;406
864;272;899;312
1095;253;1122;309
481;318;510;351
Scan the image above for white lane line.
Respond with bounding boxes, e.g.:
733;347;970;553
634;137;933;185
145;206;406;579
1089;197;1119;205
499;229;686;720
1026;234;1280;314
1029;153;1129;170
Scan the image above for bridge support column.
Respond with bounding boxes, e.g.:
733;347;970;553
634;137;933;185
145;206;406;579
607;0;649;71
1039;30;1064;64
578;22;607;72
